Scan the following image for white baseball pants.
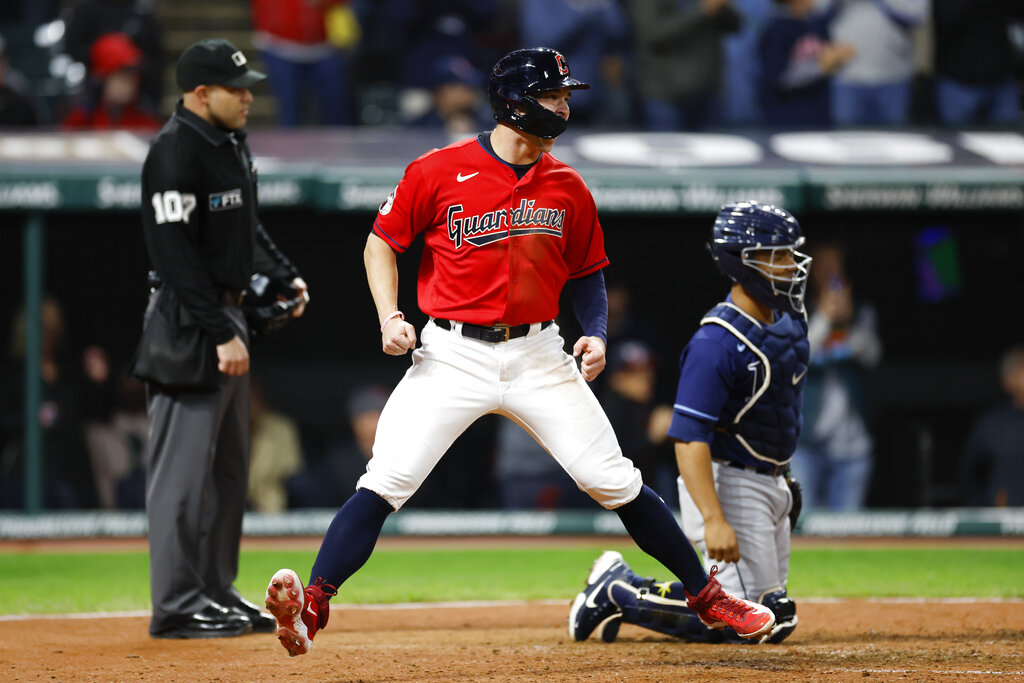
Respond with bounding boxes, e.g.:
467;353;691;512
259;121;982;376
359;319;643;510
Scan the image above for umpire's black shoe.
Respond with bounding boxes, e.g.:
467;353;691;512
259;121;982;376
151;603;253;639
224;596;277;633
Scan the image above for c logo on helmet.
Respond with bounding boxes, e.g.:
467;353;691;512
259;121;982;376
555;54;569;76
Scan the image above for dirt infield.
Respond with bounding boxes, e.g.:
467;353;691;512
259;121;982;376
3;536;1022;681
4;599;1022;682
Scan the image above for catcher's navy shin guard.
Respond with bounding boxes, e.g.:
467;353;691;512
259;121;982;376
716;589;797;644
608;579;724;643
759;589;798;644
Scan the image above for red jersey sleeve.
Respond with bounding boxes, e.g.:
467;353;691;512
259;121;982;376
561;172;609;279
372;158;435;253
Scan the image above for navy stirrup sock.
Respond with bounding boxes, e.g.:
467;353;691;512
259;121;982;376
614;485;709;594
309;488;394;589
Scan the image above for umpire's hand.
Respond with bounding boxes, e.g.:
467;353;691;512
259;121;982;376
573;336;606;382
217;335;250;375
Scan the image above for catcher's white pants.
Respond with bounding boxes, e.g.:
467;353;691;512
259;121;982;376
676;462;792;602
359;319;643;510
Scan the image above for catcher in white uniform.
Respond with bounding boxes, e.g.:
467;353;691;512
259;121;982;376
569;201;811;645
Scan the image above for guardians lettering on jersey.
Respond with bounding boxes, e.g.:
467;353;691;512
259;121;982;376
447;199;566;248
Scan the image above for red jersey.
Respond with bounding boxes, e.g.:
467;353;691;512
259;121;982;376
372;136;609;326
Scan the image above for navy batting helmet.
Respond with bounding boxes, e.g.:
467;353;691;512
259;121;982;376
709;201;812;315
488;47;589;139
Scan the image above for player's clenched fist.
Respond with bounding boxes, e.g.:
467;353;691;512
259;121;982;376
573;336;606;382
381;318;417;355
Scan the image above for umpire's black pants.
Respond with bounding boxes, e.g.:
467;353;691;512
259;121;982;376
143;305;250;635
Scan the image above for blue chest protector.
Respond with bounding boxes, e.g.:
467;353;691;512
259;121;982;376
701;302;809;467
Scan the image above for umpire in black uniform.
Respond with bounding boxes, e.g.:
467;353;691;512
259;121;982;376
134;38;308;638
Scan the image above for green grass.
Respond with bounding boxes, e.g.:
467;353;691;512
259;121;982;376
2;545;1021;615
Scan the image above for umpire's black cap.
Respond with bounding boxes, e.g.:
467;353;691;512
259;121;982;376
176;38;265;91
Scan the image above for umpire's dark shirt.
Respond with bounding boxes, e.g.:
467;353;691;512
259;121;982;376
141;99;297;344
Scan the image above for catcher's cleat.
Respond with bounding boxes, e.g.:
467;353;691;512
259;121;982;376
568;550;631;642
759;593;798;644
265;569;337;657
684;566;775;640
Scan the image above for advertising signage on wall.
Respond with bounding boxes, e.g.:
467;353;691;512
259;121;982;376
1;129;1022;214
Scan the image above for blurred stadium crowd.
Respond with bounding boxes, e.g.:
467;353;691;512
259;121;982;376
0;0;1023;132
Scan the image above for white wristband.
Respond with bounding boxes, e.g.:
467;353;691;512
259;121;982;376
380;310;404;332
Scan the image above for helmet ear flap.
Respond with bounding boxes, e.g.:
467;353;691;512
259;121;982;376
492;90;568;138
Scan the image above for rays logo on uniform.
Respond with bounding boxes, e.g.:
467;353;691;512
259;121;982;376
746;360;764;402
446;199;565;248
210;188;243;211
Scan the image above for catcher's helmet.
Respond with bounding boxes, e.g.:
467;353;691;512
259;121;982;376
488;47;589;139
709;201;812;315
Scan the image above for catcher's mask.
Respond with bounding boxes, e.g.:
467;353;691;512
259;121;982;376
709;201;812;315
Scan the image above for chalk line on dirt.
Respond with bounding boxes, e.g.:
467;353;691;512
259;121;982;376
0;596;1020;621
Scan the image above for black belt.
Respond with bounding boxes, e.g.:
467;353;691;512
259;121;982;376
221;290;245;307
715;459;789;477
433;318;552;343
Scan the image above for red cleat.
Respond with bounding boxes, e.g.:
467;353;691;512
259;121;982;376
265;568;336;657
685;566;776;640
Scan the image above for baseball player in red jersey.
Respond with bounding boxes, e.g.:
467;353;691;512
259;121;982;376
264;47;774;659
